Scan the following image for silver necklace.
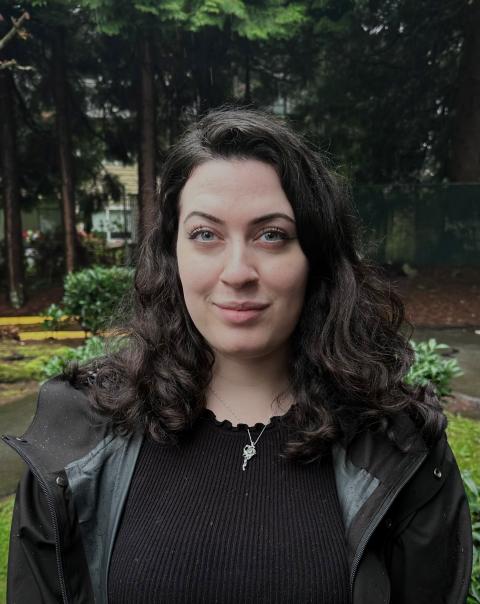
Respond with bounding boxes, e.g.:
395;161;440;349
208;387;287;471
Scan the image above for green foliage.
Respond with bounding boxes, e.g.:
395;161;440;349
0;496;14;604
80;0;305;40
41;303;65;331
188;1;306;39
41;334;126;380
236;4;306;40
405;339;463;398
79;234;128;267
290;1;465;182
0;342;71;383
446;412;480;484
462;472;480;603
41;335;109;379
447;414;480;603
48;266;133;334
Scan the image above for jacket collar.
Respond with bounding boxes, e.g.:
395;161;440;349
333;415;429;598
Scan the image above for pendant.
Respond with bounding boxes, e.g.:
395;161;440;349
242;443;256;471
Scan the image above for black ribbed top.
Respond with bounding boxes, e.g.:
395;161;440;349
108;406;350;604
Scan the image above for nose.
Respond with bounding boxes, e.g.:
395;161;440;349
220;241;258;288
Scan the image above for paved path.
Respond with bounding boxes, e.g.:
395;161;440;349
0;392;37;497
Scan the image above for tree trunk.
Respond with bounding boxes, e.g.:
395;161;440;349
0;69;25;308
52;28;77;272
449;2;480;181
244;41;251;104
137;35;157;241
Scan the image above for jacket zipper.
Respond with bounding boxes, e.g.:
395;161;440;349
3;436;69;604
349;450;427;601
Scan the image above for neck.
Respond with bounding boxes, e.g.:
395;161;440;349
206;347;294;425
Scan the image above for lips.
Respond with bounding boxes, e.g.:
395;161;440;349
213;302;269;324
214;302;269;311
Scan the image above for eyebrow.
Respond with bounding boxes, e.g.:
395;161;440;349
183;211;296;226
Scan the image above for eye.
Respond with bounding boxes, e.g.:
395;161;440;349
187;226;291;244
188;227;217;241
258;228;289;242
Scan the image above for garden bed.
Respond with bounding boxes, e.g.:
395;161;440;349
0;340;83;405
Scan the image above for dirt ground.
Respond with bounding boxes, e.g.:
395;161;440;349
0;266;479;327
0;286;63;317
392;266;480;328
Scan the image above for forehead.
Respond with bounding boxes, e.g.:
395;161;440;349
178;158;293;217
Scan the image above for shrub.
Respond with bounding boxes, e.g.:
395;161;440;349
405;338;463;397
41;303;66;331
42;336;108;379
80;232;128;267
43;266;133;334
42;335;126;380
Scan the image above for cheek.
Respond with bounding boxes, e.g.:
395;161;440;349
268;255;309;297
177;245;217;297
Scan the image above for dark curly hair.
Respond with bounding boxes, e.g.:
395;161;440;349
68;105;446;463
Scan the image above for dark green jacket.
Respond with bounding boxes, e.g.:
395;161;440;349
3;376;473;603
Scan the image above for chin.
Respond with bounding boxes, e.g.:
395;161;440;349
211;338;279;359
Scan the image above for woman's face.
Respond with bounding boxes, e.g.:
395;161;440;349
176;158;309;360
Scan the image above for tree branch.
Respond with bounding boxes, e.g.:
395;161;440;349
0;58;33;71
0;11;30;52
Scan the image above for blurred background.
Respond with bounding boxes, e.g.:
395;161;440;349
0;2;479;601
1;1;479;301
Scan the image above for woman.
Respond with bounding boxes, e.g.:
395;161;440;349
4;107;472;604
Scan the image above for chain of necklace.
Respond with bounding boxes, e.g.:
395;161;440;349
208;386;288;471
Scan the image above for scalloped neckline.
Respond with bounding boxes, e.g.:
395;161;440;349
200;404;297;432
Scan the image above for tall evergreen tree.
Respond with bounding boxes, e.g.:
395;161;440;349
0;9;30;307
80;0;307;239
449;0;480;181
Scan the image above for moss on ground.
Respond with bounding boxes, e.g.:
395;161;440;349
0;341;73;383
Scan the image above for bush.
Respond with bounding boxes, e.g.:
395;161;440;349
405;338;463;397
42;336;109;379
43;266;133;334
79;232;128;267
41;303;66;331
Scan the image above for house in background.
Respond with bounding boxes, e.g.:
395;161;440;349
0;197;61;241
90;162;138;245
0;162;138;245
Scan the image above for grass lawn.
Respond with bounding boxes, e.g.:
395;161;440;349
0;411;478;602
0;497;14;604
446;411;480;483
